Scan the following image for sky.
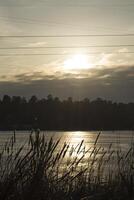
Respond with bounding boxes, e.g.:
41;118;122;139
0;0;134;102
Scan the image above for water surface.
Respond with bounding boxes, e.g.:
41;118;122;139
0;130;133;151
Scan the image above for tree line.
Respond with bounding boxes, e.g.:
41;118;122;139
0;95;134;130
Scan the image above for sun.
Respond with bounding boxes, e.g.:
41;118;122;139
63;54;93;70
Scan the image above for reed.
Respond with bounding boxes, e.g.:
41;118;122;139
0;130;133;200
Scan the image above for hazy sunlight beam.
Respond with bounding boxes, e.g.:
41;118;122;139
63;54;93;71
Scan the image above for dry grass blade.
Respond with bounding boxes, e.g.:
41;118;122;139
0;130;133;200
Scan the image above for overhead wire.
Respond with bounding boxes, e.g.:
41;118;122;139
0;44;134;49
0;52;134;56
0;34;134;38
0;16;128;32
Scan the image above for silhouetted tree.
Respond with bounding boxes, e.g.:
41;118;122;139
0;95;133;130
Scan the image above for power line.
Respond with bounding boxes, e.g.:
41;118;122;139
0;16;128;32
0;34;134;38
0;44;134;49
0;52;134;56
19;1;134;7
1;2;134;7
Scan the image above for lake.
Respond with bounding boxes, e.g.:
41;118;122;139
0;130;133;151
0;130;134;176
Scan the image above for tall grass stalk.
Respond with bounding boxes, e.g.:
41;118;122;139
0;130;134;200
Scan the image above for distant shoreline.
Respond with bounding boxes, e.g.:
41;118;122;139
0;129;133;132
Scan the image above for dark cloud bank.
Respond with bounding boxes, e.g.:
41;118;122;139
0;66;134;102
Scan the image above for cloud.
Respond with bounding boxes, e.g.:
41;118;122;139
4;64;134;81
0;65;133;102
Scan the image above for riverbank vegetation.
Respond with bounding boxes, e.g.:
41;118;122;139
0;130;134;200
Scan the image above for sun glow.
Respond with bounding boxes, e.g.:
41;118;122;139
63;54;93;70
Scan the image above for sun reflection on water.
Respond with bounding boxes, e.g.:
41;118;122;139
63;131;96;161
